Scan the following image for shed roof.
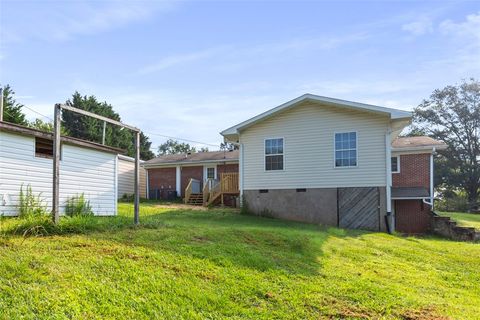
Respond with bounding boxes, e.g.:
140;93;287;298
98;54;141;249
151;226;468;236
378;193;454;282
392;136;447;152
392;187;430;199
0;121;123;154
143;150;239;167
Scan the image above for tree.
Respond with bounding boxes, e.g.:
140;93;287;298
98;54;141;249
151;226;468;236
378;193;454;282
220;142;239;151
1;84;27;125
158;139;196;155
29;118;69;135
62;92;154;160
412;79;480;210
199;147;209;152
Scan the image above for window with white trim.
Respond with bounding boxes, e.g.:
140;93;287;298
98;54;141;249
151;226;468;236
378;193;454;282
335;132;357;167
391;156;400;173
206;167;215;179
265;138;284;171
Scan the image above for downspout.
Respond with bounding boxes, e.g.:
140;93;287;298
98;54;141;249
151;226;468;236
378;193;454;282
385;129;393;233
427;147;436;210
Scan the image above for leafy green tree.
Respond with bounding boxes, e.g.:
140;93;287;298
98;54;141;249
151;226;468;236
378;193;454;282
28;118;70;135
1;84;27;125
158;139;196;155
412;79;480;211
62;92;154;160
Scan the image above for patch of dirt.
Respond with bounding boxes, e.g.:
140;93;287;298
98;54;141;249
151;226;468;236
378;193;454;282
191;235;210;242
153;203;209;211
401;306;451;320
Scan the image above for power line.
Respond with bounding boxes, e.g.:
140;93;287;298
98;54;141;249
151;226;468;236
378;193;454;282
144;131;220;147
22;105;54;122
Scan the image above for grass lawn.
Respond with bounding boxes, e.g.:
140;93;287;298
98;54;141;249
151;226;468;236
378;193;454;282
440;211;480;230
1;203;479;319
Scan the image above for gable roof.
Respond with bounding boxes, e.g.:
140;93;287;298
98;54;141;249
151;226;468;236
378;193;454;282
0;121;123;154
143;150;239;168
392;136;448;152
221;94;412;140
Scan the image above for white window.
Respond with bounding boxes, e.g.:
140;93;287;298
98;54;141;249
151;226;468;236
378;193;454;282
206;167;215;179
391;156;400;173
265;138;284;171
335;132;357;167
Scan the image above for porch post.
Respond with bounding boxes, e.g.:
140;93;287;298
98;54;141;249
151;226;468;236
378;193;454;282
176;166;181;197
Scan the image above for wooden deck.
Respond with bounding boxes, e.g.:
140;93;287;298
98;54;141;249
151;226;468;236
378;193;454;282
185;173;239;206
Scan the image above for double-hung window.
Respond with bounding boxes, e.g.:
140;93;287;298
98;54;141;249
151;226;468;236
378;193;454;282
265;138;284;171
335;132;357;167
391;156;400;173
206;167;215;179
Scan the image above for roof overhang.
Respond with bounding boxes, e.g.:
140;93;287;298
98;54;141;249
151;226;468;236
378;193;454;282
221;94;412;141
143;158;239;169
0;121;123;155
392;144;448;154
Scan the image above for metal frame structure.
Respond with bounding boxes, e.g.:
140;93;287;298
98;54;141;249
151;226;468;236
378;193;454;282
52;103;141;224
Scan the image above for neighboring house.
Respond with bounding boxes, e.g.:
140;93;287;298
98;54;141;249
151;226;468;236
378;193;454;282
142;150;239;204
0;121;121;216
117;155;147;199
220;94;446;233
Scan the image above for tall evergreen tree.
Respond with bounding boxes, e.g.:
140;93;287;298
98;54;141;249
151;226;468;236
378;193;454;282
1;84;27;125
63;92;154;160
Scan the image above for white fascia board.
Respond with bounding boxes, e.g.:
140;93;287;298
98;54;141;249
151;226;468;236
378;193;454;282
220;93;412;137
392;144;448;154
143;159;239;169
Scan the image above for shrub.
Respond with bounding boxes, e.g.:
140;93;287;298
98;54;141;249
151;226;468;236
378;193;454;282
64;194;93;217
18;184;47;218
239;195;253;215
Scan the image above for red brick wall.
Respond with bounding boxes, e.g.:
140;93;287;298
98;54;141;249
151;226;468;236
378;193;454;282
392;154;430;188
148;168;176;197
395;200;432;234
180;166;204;196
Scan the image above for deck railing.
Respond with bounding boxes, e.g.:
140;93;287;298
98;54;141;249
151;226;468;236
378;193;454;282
184;178;201;204
220;172;239;193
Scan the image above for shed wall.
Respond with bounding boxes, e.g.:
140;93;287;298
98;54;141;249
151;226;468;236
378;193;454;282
117;157;147;198
0;131;117;216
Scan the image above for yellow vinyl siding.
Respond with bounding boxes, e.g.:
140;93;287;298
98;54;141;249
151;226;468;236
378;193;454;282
240;102;389;189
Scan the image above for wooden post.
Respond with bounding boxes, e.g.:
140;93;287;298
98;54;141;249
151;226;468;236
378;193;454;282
0;87;4;122
52;104;61;224
102;121;106;145
134;131;140;225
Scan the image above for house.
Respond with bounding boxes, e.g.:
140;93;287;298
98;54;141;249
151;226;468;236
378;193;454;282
0;121;121;216
142;150;239;205
117;155;147;199
220;94;447;233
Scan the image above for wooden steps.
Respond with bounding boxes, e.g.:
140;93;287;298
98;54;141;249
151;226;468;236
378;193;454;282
187;193;203;206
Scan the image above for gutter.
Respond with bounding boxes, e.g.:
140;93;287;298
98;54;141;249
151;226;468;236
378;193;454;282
385;128;393;234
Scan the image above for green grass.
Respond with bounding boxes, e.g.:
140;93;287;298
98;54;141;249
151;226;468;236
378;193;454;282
440;211;480;230
0;203;479;319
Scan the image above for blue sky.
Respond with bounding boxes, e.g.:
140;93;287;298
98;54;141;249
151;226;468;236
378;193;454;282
1;0;479;151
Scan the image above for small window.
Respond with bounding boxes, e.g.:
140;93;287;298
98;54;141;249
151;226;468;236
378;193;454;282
296;188;307;192
265;138;284;171
206;167;215;179
391;156;400;173
35;137;54;159
259;189;269;193
335;132;357;167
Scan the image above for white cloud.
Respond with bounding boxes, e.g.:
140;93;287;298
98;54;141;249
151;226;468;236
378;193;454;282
138;47;229;75
402;18;434;36
2;1;177;43
138;32;369;74
439;11;480;41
